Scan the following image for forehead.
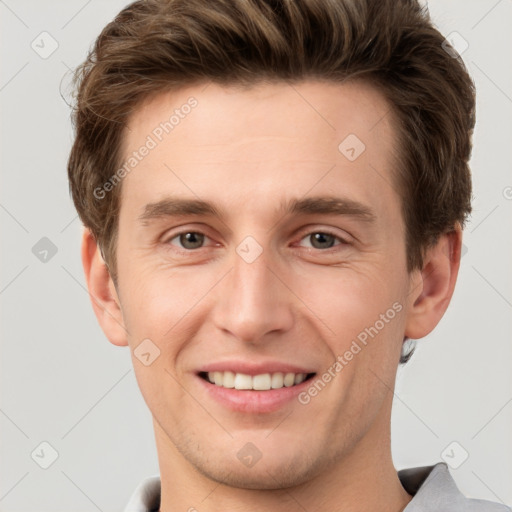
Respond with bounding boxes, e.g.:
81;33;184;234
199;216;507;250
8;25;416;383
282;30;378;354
119;80;400;221
124;79;395;151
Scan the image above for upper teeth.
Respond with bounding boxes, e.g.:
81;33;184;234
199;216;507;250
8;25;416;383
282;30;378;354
207;371;307;390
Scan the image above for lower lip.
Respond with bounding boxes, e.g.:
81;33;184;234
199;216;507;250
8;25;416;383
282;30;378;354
196;374;315;413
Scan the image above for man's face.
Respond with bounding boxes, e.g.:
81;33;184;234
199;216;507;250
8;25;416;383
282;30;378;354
113;80;418;488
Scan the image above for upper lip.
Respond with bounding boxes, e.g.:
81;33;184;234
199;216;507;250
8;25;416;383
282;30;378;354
197;360;316;376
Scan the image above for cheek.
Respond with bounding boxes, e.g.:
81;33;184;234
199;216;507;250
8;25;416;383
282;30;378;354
293;265;404;340
118;261;217;342
119;256;407;349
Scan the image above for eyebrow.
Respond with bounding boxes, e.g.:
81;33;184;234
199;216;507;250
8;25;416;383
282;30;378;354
138;195;376;224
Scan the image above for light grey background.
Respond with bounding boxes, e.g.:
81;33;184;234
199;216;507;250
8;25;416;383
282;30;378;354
1;0;511;510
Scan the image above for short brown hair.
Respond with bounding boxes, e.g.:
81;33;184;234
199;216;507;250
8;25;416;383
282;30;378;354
67;0;476;360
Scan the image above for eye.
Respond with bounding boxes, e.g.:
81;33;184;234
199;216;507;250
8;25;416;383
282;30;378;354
164;229;349;253
297;231;348;250
168;231;209;250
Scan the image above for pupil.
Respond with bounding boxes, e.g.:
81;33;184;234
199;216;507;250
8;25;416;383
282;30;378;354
311;233;335;249
180;232;204;249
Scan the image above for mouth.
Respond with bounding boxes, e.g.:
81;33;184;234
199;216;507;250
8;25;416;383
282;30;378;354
198;371;316;390
195;361;318;413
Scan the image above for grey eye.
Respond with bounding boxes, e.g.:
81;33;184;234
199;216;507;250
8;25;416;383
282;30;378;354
177;232;205;249
308;232;337;249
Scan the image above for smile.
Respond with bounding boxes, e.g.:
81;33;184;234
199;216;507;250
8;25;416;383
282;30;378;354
199;371;316;390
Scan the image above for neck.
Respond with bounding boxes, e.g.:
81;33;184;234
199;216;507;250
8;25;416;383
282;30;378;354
154;396;412;512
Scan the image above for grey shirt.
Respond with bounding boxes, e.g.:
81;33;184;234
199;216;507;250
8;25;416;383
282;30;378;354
123;462;511;512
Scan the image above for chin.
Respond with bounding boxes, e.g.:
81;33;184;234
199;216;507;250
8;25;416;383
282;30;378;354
187;448;325;490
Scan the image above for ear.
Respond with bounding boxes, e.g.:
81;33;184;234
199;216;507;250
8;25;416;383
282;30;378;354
404;225;462;340
81;228;128;347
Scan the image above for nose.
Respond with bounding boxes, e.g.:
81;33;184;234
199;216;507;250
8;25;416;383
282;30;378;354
211;244;294;344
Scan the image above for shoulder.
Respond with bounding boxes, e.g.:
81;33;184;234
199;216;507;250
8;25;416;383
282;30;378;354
464;498;512;512
399;462;511;512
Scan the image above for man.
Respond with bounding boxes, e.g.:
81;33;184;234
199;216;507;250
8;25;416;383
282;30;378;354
67;0;510;510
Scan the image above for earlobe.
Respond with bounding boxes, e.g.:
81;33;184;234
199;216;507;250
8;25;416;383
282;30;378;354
81;229;128;347
404;226;462;340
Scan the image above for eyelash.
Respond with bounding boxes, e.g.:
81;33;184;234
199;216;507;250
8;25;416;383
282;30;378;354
164;228;350;254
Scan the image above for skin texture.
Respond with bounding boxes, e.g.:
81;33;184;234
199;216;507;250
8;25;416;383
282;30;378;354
82;80;462;512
